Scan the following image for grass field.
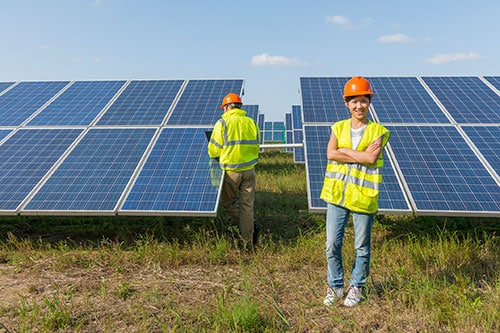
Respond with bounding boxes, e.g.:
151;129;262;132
0;151;498;332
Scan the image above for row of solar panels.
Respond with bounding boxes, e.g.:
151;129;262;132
0;79;251;216
300;76;499;217
0;79;244;127
0;76;498;217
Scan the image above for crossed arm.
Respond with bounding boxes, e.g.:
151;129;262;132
326;132;383;165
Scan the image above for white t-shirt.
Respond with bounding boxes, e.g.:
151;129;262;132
351;125;366;150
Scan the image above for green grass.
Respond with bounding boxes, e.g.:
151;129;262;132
0;150;498;332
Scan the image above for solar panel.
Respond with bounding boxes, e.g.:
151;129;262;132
242;104;259;122
119;127;220;216
285;113;292;131
386;125;500;215
0;128;82;213
0;130;12;142
303;125;410;213
273;121;285;142
422;76;500;124
166;79;244;126
27;80;126;126
300;76;500;217
291;105;305;162
23;128;156;214
484;76;500;91
293;130;305;163
461;126;500;176
369;77;450;123
97;80;184;126
292;105;303;129
0;81;70;126
258;114;265;144
262;121;285;143
0;82;15;93
300;77;350;123
285;114;293;150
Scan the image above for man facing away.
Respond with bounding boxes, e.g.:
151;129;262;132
208;93;261;250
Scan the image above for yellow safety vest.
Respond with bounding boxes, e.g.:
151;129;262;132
320;119;390;214
208;108;260;172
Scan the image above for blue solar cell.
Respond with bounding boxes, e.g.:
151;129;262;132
462;126;500;175
368;77;449;123
386;125;500;214
286;130;293;151
97;80;184;125
273;121;285;130
24;128;156;212
262;121;285;143
285;113;292;131
422;77;500;124
0;81;70;126
28;81;126;126
0;82;15;93
258;114;265;144
242;105;259;122
484;76;500;91
273;131;285;142
258;114;264;129
0;129;82;212
120;127;221;215
292;105;302;129
300;77;350;123
167;79;244;126
303;125;410;213
293;130;305;163
0;130;12;142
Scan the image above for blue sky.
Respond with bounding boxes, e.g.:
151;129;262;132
1;0;498;121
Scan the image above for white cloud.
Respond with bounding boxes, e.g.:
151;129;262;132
326;15;371;29
250;54;306;67
326;15;350;26
377;33;413;43
426;52;484;64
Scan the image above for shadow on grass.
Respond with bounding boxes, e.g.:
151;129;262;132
0;215;215;247
376;215;499;240
372;215;500;294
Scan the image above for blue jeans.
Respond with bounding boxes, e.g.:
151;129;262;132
326;204;374;288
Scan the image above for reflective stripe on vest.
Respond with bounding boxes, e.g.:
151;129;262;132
209;109;260;171
320;119;390;214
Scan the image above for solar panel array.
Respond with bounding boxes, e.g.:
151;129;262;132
291;105;305;163
300;76;500;217
0;79;244;216
263;121;286;143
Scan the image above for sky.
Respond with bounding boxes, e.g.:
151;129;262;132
0;0;499;121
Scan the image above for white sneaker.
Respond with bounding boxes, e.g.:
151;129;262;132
323;287;344;305
344;286;362;307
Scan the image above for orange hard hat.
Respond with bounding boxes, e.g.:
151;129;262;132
220;93;242;109
343;76;374;99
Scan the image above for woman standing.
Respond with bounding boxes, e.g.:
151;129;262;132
321;76;390;307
